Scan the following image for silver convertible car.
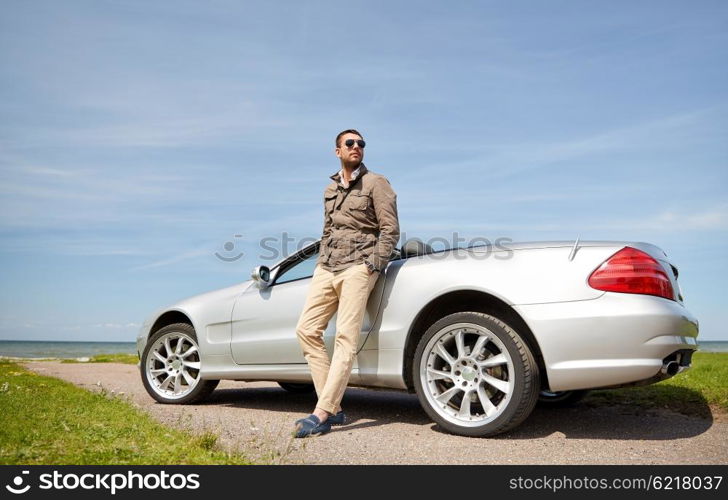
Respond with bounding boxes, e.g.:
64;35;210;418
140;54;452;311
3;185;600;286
137;238;699;437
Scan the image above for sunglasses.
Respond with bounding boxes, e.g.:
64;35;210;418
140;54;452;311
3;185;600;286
343;139;366;149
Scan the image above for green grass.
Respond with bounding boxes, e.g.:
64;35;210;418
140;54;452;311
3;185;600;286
0;360;254;465
61;353;139;365
586;352;728;418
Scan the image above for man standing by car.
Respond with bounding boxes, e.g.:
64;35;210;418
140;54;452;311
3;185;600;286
294;129;400;438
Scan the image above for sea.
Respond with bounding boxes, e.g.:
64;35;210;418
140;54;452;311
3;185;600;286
0;339;727;359
0;340;137;360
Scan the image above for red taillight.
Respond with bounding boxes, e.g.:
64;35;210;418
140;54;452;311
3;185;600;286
588;247;674;300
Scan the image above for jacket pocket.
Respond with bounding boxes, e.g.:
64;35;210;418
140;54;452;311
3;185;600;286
324;193;337;213
348;193;370;211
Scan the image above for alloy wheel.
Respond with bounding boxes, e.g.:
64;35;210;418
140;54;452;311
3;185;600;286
144;331;202;400
420;322;515;427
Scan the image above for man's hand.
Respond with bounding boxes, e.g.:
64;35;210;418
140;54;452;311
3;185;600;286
365;261;378;275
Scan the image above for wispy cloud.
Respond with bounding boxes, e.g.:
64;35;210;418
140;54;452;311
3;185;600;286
402;204;728;235
90;322;140;329
639;205;728;232
412;106;726;181
128;247;212;271
2;320;140;332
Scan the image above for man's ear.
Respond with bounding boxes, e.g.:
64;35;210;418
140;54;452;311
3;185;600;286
335;147;342;159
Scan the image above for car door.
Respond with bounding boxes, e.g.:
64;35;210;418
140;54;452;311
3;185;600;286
229;244;386;364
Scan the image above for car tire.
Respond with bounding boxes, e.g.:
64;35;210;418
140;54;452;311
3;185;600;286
537;390;589;407
413;311;540;437
140;322;219;404
278;382;316;394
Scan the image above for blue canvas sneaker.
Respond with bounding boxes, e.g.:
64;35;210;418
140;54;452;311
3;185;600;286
328;411;346;426
294;414;331;438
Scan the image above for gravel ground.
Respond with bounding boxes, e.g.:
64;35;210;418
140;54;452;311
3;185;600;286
22;361;728;465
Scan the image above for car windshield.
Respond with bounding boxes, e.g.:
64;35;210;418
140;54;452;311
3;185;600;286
275;250;319;285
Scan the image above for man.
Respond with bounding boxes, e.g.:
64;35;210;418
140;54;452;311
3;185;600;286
294;129;400;438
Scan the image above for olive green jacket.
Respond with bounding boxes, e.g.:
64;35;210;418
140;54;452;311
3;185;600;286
317;164;400;273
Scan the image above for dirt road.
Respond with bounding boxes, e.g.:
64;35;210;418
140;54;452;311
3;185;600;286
23;361;727;465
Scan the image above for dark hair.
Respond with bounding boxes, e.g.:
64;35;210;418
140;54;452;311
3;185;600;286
335;129;363;147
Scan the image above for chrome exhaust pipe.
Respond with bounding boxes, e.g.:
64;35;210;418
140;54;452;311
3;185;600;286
661;360;680;376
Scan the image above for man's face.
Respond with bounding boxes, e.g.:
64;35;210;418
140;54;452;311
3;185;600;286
335;132;365;167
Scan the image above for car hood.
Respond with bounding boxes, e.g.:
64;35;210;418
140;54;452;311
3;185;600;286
174;280;254;309
141;280;254;331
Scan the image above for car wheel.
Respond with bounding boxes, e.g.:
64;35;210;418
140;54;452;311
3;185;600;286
413;312;540;437
141;322;219;404
537;390;589;407
278;382;316;394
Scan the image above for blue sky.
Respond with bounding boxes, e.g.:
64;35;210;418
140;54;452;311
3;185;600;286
1;0;726;342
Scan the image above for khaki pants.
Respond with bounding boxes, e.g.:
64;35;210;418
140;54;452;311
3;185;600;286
295;262;380;415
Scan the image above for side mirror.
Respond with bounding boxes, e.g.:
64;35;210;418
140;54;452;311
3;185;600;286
251;265;271;287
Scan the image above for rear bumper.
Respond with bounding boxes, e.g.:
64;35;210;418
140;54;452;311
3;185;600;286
514;293;699;392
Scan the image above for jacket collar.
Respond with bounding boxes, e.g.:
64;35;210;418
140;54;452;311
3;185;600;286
330;163;368;189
